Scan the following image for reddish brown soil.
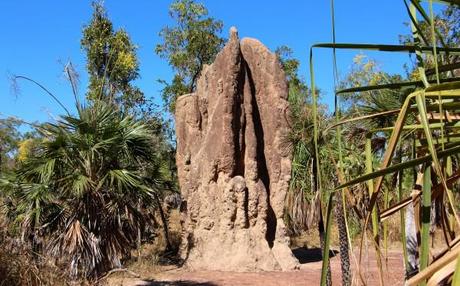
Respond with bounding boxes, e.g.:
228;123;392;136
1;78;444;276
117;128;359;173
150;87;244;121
112;249;405;286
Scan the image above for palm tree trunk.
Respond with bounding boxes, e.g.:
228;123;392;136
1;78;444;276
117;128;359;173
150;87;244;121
313;157;331;286
318;204;332;286
335;194;351;286
137;199;142;261
154;193;172;252
405;200;419;278
405;172;423;278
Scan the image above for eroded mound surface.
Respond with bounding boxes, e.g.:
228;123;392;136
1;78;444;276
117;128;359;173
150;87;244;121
175;27;298;271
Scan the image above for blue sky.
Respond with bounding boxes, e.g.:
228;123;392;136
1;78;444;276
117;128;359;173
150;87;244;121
0;1;444;125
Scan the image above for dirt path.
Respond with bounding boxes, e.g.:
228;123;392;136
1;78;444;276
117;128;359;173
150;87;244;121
108;249;405;286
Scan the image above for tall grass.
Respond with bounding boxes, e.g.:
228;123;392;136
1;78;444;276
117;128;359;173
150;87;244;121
0;214;66;285
311;0;460;284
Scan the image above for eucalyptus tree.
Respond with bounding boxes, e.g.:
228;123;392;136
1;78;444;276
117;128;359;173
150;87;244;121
399;4;460;74
81;2;144;110
156;0;224;113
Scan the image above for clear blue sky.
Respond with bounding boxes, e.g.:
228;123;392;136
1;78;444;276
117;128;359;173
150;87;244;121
0;1;444;125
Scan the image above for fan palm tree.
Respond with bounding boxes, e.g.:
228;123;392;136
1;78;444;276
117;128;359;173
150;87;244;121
287;84;352;286
7;101;162;278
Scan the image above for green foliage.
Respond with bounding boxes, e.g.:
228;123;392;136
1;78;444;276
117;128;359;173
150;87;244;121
276;45;308;95
312;3;460;285
400;4;460;79
277;45;312;198
340;55;404;126
0;4;178;282
400;5;460;48
5;101;162;278
279;45;337;235
156;0;224;113
1;1;178;282
81;2;144;110
0;117;21;171
279;46;314;233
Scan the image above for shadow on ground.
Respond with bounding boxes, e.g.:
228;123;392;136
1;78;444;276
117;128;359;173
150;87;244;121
292;247;338;264
139;280;217;286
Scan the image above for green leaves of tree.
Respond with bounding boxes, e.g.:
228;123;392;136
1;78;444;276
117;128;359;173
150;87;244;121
81;2;144;110
9;102;160;277
156;0;224;113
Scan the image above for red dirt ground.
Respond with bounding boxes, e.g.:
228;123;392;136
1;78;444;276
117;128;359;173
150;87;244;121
110;249;405;286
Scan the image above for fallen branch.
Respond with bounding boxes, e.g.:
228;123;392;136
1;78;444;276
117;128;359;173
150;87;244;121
97;268;141;282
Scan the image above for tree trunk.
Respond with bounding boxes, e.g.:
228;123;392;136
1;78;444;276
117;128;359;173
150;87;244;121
335;194;351;286
318;205;332;286
405;201;419;278
314;156;331;286
137;199;142;261
405;172;423;278
154;193;172;252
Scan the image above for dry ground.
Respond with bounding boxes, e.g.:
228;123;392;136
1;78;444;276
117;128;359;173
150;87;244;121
104;210;408;285
106;248;405;286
